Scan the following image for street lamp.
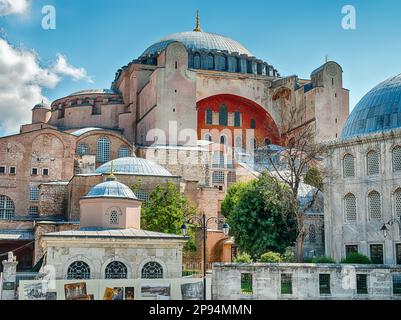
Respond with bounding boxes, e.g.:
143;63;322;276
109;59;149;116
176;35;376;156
181;213;230;300
381;218;401;239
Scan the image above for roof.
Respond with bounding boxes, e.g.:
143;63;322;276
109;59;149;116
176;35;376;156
342;73;401;139
96;157;173;177
42;228;187;241
68;89;117;96
83;180;138;200
70;127;123;137
0;229;34;241
140;31;253;58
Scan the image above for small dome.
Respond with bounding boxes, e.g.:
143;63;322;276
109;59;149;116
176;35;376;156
141;31;253;58
84;180;138;200
341;73;401;139
33;102;50;110
68;89;118;96
96;157;173;177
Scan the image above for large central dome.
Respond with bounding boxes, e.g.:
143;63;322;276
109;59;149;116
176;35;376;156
140;31;253;58
341;74;401;139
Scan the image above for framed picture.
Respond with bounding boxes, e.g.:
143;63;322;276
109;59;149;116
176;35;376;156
181;282;204;300
46;292;57;301
141;284;170;300
64;282;87;301
103;287;124;301
124;287;135;300
24;283;48;301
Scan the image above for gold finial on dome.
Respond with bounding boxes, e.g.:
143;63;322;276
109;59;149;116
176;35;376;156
194;10;201;32
107;160;116;181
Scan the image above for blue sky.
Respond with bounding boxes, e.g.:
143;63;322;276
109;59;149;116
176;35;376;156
1;0;401;135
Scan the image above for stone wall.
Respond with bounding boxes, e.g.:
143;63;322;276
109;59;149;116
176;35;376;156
39;183;68;217
212;263;401;300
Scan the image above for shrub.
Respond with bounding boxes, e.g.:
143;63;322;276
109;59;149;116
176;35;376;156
282;247;296;263
259;252;283;263
233;252;252;263
303;257;313;263
341;253;372;264
312;256;336;263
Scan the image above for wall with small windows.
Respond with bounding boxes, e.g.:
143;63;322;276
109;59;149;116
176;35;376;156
212;264;401;300
325;129;401;264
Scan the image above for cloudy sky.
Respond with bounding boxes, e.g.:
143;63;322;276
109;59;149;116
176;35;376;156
1;0;401;135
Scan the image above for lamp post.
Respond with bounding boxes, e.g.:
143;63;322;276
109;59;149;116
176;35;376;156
381;218;401;239
181;213;230;301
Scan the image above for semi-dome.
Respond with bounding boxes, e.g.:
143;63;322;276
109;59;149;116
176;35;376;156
141;31;253;58
96;157;173;177
84;180;138;200
341;73;401;139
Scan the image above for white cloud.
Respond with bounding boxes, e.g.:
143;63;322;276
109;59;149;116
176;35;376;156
52;53;93;83
0;38;93;135
0;0;31;16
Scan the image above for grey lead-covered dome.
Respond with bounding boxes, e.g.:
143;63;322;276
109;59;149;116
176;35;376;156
140;31;253;58
96;157;173;177
341;73;401;139
84;180;138;200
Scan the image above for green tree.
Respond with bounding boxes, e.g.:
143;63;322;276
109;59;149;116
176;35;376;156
304;166;324;192
137;182;197;251
224;172;297;259
221;181;248;218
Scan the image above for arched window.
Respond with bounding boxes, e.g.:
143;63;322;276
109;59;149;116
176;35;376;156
205;109;213;125
308;225;316;243
141;262;163;279
393;146;401;172
367;150;380;175
205;53;214;70
29;187;39;201
76;143;89;156
220;135;227;145
234;112;241;127
343;154;355;178
105;261;128;279
235;136;242;150
97;137;110;164
344;193;357;222
204;134;212;142
394;188;401;218
219;105;228;126
368;191;382;220
109;210;120;225
67;261;91;279
0;195;15;220
193;53;201;69
118;146;130;158
250;119;256;129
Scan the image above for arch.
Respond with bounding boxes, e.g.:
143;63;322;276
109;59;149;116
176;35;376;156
67;261;91;280
105;261;128;279
344;193;357;222
368;190;382;220
204;133;213;142
97;136;110;164
220;134;228;145
343;153;355;178
141;261;164;279
205;53;214;70
0;195;15;220
193;52;201;69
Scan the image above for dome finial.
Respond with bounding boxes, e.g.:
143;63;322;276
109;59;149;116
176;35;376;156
194;10;201;32
107;160;116;181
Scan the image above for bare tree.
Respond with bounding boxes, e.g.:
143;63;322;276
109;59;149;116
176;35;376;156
259;105;328;262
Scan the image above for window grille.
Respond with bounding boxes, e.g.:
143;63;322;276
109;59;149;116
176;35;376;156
97;137;110;164
368;191;382;220
393;146;401;172
281;274;293;295
396;244;401;265
109;210;119;225
344;193;357;222
0;195;15;220
28;206;39;217
370;244;384;264
241;273;253;295
77;143;89;156
141;262;163;279
136;191;150;208
394;189;401;218
343;154;355;177
308;225;316;243
67;261;90;280
105;261;128;279
30;187;40;202
367;150;380;175
393;274;401;295
319;274;331;295
118;146;130;158
356;274;368;295
212;171;225;185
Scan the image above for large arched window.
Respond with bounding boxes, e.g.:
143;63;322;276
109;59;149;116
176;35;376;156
0;195;15;220
118;146;130;158
344;193;357;222
105;261;128;279
97;137;110;164
193;53;201;69
394;188;401;218
343;154;355;178
205;53;214;70
219;105;228;126
141;262;163;279
367;150;380;175
368;191;382;220
393;146;401;172
67;261;91;279
76;143;89;156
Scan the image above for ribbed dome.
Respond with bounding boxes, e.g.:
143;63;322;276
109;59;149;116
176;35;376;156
96;157;173;177
140;31;253;58
342;74;401;139
84;180;138;200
